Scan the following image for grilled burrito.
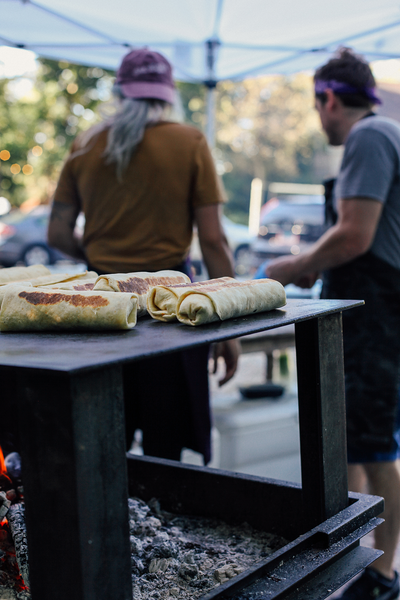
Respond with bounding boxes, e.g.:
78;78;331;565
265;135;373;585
0;287;138;331
44;280;97;291
0;282;32;307
34;270;98;286
148;278;286;325
11;270;99;289
147;277;234;321
0;264;51;285
93;270;191;316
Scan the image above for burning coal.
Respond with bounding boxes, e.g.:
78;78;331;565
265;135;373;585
0;446;30;600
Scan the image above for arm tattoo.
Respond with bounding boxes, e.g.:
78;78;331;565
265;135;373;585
50;202;79;230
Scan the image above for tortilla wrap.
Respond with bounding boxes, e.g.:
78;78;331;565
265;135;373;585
10;270;99;289
0;282;33;307
177;278;286;325
147;277;234;322
36;270;98;286
44;279;97;291
93;270;191;316
0;264;51;285
0;287;138;331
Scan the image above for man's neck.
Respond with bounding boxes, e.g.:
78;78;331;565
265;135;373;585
340;107;373;143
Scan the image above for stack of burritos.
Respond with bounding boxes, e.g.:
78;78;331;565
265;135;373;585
0;265;286;331
0;267;190;331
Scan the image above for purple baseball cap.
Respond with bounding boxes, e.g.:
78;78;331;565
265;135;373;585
115;48;175;103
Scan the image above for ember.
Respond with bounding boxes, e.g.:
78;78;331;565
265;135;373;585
0;449;11;488
0;447;30;600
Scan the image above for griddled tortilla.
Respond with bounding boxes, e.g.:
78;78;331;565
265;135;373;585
177;278;286;325
0;282;32;307
0;264;51;285
0;287;138;331
148;278;286;325
147;277;234;322
93;270;191;316
44;279;97;291
11;270;99;289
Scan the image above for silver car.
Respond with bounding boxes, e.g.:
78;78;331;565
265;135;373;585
0;205;69;267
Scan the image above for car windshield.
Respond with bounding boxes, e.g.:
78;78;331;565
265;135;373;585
0;210;28;225
262;204;324;225
258;197;326;244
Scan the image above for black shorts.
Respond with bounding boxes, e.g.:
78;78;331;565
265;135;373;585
322;252;400;457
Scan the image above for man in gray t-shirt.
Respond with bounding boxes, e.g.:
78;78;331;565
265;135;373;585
267;49;400;600
335;116;400;270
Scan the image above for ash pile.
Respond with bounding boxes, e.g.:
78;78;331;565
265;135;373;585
129;497;287;600
0;453;30;600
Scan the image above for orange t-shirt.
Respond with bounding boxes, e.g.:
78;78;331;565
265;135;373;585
54;122;226;273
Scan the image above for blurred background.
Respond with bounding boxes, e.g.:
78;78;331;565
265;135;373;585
1;4;400;485
1;47;399;280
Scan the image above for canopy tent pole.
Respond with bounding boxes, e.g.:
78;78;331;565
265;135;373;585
205;82;217;148
204;38;220;148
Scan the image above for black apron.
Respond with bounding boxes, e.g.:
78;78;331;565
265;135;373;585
321;180;400;453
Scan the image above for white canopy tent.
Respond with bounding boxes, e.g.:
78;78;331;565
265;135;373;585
2;0;400;143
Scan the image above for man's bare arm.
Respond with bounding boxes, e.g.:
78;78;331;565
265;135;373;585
266;197;383;286
194;204;240;386
47;201;86;261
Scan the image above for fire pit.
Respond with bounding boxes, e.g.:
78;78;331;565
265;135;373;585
0;299;384;600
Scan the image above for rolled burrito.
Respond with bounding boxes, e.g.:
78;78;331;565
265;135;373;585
44;280;97;291
0;282;32;307
0;264;51;285
147;277;235;322
0;287;138;331
93;270;191;316
177;278;286;326
14;270;99;288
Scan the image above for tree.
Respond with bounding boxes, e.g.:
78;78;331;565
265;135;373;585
0;58;113;207
0;60;326;223
214;74;326;222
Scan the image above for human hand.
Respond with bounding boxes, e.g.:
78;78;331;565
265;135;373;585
210;339;241;387
293;272;319;289
265;255;301;286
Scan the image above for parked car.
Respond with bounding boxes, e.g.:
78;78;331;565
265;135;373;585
0;205;70;267
250;195;327;269
190;215;254;277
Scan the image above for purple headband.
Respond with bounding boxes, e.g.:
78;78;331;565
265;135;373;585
315;79;382;105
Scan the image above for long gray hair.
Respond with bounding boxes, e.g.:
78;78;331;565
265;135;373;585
75;83;183;180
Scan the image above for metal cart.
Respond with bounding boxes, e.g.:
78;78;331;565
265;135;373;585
0;298;383;599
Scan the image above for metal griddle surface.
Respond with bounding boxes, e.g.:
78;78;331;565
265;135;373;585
0;298;363;373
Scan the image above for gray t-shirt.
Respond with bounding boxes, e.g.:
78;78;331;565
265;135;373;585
334;115;400;270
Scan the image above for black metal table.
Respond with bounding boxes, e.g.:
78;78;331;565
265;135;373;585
0;298;382;599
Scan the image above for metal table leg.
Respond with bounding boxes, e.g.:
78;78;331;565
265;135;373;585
16;365;132;600
295;312;348;530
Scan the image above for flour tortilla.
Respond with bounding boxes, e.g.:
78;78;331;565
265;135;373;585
93;270;191;316
43;279;98;291
0;264;51;285
36;270;98;286
0;282;32;307
177;278;286;326
0;287;138;331
147;277;234;322
13;270;99;288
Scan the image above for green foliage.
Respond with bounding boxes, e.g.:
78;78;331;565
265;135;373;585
215;75;326;220
177;75;326;222
0;60;326;221
0;58;113;206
